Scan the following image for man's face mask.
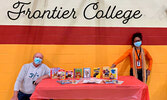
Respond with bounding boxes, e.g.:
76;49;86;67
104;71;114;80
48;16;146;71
134;41;142;47
34;57;42;65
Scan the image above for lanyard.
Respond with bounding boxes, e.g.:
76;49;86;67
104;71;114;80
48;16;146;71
135;47;141;60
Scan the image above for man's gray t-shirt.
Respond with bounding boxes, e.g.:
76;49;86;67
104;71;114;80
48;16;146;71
14;63;50;94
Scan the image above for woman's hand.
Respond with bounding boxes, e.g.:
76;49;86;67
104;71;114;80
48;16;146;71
111;64;116;68
147;70;151;76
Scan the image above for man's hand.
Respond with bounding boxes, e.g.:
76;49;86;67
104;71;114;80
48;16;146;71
34;75;50;85
11;91;18;100
11;96;18;100
111;64;116;68
147;70;151;76
34;77;42;85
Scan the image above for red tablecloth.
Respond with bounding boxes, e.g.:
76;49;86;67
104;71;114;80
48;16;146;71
30;76;149;100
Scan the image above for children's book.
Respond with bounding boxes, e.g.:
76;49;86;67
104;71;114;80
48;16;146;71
82;78;102;84
74;68;82;78
102;66;110;78
57;69;66;80
83;68;91;78
71;80;80;84
93;67;101;78
66;71;73;79
57;80;72;84
110;68;118;80
50;67;60;79
117;80;124;84
103;79;124;84
103;80;114;84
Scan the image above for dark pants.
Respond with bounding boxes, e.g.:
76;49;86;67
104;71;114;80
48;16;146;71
18;91;32;100
130;68;147;82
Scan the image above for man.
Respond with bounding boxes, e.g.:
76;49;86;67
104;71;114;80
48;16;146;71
11;53;50;100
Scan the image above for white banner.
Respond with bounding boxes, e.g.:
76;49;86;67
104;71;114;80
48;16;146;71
0;0;167;27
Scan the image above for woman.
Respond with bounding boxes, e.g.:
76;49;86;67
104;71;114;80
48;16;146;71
111;32;153;83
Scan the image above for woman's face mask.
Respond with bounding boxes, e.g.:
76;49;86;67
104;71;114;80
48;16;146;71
34;57;42;65
134;41;142;47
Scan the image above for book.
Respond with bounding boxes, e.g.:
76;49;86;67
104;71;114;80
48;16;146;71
50;67;60;79
66;71;73;79
71;80;80;84
93;67;101;78
110;68;118;80
103;80;114;84
117;80;124;84
74;68;82;78
102;66;110;78
57;80;72;84
57;69;66;80
83;68;91;78
82;78;102;84
103;79;124;84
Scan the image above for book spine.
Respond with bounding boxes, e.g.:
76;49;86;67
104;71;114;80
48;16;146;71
50;68;52;79
74;69;75;78
83;68;85;78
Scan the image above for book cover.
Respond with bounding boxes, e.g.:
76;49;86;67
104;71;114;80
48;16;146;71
74;68;82;78
83;68;91;78
93;67;101;78
102;66;110;78
103;79;119;84
103;80;114;84
71;80;80;84
50;67;60;79
82;78;102;84
57;69;66;80
110;68;118;80
66;71;73;79
57;80;72;84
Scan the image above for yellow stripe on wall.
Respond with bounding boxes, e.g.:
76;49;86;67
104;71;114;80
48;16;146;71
0;44;166;100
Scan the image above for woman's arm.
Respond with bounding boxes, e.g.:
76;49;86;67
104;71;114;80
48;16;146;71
145;49;153;71
112;49;131;68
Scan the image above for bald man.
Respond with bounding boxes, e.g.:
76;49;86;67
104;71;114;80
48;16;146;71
11;53;50;100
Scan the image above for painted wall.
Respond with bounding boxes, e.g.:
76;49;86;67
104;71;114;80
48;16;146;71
0;27;167;100
0;0;167;100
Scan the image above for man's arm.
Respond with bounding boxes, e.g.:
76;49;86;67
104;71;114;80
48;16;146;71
34;74;50;85
11;65;27;100
34;65;50;85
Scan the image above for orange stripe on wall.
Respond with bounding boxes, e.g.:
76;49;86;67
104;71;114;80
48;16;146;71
0;44;166;100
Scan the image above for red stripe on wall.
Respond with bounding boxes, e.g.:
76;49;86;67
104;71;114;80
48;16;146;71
0;25;167;45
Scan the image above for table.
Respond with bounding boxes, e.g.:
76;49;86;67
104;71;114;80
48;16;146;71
30;76;149;100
